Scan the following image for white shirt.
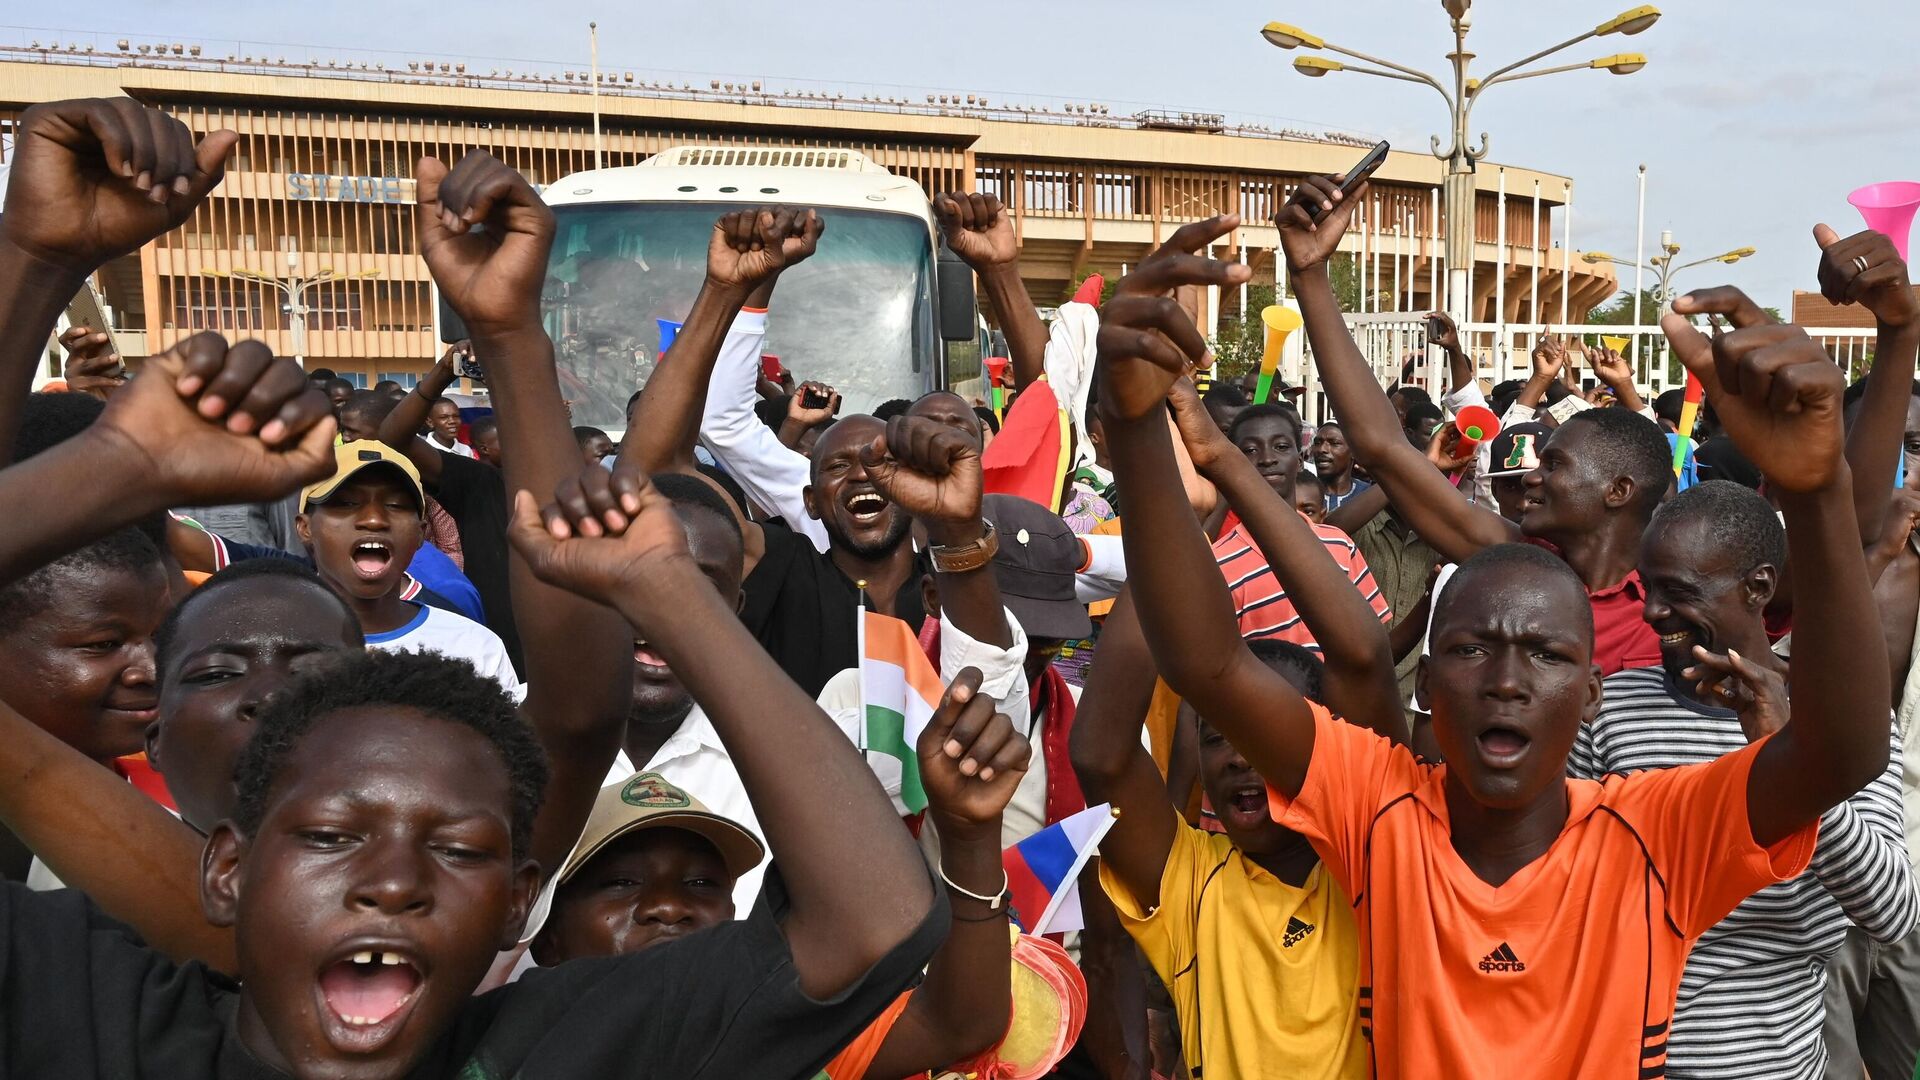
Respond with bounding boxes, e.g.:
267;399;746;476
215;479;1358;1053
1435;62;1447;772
366;603;521;697
604;706;767;916
425;433;477;459
697;309;830;553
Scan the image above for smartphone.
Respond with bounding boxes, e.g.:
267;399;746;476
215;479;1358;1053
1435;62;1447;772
802;387;833;411
1312;139;1390;221
760;354;785;382
456;345;485;382
1425;314;1446;345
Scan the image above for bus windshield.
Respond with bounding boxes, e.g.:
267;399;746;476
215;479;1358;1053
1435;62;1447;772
543;201;937;432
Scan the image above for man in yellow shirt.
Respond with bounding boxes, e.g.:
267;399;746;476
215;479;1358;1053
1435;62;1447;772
1071;590;1367;1079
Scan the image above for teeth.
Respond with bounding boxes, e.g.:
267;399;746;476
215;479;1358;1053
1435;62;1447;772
379;952;404;966
352;951;374;965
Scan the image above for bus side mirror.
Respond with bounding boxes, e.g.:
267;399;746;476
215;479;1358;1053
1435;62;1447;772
936;244;978;342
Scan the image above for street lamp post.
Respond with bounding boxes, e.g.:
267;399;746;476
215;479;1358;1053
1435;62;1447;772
1583;238;1756;307
1263;3;1658;334
198;266;381;369
1583;238;1754;387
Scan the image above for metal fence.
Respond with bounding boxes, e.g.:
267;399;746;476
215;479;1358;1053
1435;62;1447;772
1292;312;1881;425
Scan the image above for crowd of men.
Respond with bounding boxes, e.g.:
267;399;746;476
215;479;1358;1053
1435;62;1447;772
0;93;1916;1079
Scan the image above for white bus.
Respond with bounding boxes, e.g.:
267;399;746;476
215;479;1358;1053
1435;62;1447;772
485;146;978;433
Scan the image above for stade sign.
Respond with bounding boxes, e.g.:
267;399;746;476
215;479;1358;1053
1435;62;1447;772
286;174;415;203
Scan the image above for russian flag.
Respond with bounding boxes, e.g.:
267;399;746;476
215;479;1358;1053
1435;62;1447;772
1003;804;1118;936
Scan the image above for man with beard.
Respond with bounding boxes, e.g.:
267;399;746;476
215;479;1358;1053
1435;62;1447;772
623;207;1022;696
1568;479;1915;1075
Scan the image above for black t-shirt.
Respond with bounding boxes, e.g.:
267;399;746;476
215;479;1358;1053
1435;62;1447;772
428;452;522;677
0;869;944;1079
742;523;927;699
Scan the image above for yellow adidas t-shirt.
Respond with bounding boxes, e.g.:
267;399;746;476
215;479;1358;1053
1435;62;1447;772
1101;805;1366;1079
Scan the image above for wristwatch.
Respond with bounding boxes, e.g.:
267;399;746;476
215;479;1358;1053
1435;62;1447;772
927;520;999;574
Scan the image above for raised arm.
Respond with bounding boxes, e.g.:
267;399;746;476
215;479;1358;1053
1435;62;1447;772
507;469;942;998
1166;377;1405;741
936;193;1048;391
1278;176;1519;563
1589;344;1648;416
860;415;1010;648
377;346;460;483
1427;311;1475;395
0;336;331;971
860;684;1033;1078
1096;217;1319;798
416;152;633;878
0;98;235;463
622;207;819;476
1815;225;1920;540
1067;586;1180;906
1660;287;1890;847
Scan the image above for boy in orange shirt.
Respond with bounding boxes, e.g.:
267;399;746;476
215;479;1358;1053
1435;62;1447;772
1090;191;1889;1076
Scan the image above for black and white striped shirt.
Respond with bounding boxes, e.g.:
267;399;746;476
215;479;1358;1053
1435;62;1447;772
1569;667;1917;1078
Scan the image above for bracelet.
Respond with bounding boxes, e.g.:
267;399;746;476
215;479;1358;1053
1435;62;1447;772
939;863;1008;910
952;904;1011;923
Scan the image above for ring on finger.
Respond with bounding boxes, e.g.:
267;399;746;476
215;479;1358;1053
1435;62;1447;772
1855;254;1871;274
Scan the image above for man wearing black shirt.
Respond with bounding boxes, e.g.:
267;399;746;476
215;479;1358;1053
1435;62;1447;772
379;349;521;675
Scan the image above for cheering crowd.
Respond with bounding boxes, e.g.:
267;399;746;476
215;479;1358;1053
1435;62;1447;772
0;93;1917;1079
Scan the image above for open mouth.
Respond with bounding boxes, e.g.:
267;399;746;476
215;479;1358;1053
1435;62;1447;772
844;491;889;525
350;539;394;580
1476;725;1531;766
316;948;425;1053
1226;785;1267;815
633;639;671;676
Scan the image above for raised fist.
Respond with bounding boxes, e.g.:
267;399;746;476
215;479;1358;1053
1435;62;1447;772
706;207;824;292
858;415;982;527
0;98;236;276
92;333;335;507
506;461;694;603
918;667;1030;842
934;192;1018;272
416;151;554;338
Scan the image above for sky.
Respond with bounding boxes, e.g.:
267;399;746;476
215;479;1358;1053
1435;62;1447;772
12;0;1920;314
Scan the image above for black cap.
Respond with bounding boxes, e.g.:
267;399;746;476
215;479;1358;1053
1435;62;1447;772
982;494;1093;642
1485;422;1551;478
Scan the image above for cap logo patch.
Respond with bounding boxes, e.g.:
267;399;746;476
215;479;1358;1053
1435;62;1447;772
357;449;384;462
1503;434;1536;472
621;772;691;809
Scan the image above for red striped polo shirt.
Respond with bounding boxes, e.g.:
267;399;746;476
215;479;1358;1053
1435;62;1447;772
1211;517;1392;650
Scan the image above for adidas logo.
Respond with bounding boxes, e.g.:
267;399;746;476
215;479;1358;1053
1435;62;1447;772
1283;916;1316;948
1479;942;1526;973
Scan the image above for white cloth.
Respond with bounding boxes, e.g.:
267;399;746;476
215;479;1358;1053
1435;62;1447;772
697;309;830;553
425;433;476;459
1043;301;1101;474
1075;534;1127;606
365;603;521;697
603;706;767;916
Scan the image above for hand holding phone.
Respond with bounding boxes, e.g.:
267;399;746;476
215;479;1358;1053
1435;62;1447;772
1311;140;1389;222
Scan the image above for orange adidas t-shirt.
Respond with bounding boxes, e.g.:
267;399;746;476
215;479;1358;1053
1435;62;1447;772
1267;705;1817;1078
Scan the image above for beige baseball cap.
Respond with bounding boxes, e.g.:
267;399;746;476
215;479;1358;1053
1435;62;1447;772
519;771;765;945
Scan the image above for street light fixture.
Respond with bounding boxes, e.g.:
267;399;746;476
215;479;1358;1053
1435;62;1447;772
198;266;382;367
1260;2;1660;333
1582;238;1753;304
